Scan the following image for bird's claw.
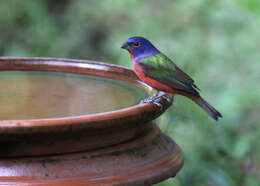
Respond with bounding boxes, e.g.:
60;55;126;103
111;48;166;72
152;101;163;109
161;94;172;103
152;92;172;103
140;92;172;110
141;97;163;110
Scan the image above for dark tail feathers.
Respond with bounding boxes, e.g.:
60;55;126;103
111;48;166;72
189;95;223;121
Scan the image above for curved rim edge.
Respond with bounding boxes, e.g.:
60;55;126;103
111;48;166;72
0;57;173;131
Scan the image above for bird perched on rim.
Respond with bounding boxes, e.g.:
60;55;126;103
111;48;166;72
121;36;222;121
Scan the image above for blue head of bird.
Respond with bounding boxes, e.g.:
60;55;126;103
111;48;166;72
121;36;160;61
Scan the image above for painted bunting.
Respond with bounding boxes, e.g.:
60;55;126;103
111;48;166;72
121;36;222;121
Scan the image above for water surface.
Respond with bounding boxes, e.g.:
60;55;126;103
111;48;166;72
0;71;148;120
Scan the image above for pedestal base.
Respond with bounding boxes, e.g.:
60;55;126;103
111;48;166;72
0;123;183;185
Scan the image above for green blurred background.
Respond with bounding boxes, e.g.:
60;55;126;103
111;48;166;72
1;0;259;185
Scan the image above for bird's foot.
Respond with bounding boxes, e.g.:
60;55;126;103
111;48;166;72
141;97;163;109
160;93;172;103
141;97;163;110
140;92;172;110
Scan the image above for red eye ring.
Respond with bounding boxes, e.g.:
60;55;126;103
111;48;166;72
132;42;141;48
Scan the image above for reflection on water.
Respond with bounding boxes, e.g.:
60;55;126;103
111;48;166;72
0;71;148;120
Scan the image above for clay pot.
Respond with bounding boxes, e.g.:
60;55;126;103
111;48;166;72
0;57;183;185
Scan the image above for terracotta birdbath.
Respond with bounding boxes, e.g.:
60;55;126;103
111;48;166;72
0;57;183;185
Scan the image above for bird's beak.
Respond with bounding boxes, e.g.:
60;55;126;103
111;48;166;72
121;42;130;50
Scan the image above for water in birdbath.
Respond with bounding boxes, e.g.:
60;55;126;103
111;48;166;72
0;71;148;120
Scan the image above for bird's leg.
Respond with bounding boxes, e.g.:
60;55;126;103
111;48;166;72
141;91;162;108
141;98;163;109
150;92;161;100
151;92;172;103
140;92;172;109
142;91;161;103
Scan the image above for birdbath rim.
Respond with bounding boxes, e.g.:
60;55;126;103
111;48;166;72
0;57;172;134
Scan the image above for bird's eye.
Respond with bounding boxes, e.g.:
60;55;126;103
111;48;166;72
132;42;141;48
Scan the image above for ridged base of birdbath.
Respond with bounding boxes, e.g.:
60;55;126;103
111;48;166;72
0;123;183;186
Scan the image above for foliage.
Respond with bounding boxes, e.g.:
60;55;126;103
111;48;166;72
1;0;260;185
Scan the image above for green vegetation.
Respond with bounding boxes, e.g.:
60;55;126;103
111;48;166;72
1;0;259;185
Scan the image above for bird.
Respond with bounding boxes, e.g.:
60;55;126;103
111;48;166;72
121;36;222;121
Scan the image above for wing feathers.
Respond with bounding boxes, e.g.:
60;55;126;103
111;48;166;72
139;53;199;95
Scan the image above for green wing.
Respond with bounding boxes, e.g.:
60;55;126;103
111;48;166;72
139;53;199;95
